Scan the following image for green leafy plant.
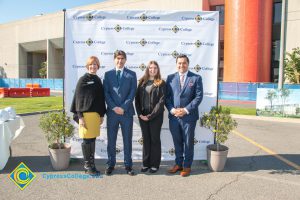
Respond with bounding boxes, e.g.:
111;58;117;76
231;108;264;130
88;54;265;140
39;61;47;78
39;111;74;149
200;106;238;151
284;47;300;84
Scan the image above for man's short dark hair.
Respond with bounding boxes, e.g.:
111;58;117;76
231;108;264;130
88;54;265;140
176;54;189;64
114;50;127;60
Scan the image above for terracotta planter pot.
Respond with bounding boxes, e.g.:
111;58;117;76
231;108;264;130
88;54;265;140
207;144;229;172
48;143;71;170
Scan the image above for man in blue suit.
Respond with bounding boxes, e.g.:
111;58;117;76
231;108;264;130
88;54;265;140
103;50;137;176
165;54;203;177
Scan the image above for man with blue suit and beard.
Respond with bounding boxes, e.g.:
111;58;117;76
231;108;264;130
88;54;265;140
165;54;203;177
103;50;137;176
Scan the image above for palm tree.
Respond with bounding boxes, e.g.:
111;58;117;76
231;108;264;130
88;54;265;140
279;88;291;116
265;89;277;110
284;47;300;84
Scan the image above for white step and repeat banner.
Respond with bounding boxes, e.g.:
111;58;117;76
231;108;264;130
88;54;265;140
65;10;219;160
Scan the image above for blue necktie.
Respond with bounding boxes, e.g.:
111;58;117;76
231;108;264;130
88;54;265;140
117;70;121;86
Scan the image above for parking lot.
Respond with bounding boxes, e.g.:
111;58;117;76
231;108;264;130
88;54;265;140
0;114;299;200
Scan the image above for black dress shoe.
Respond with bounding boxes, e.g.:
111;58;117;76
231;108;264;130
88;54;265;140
125;167;135;176
149;167;158;173
141;167;149;173
105;166;114;175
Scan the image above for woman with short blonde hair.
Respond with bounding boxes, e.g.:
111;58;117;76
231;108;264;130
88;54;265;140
71;56;106;176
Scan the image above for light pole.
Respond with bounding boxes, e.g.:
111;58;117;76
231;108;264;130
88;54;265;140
278;0;286;89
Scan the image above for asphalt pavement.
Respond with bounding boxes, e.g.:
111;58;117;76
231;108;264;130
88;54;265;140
0;114;299;200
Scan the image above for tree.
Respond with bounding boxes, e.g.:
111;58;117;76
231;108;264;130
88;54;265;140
265;89;277;110
39;61;47;78
284;47;300;84
279;88;291;116
0;66;7;78
200;106;237;151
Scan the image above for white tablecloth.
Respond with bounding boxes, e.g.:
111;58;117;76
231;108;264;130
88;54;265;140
0;116;25;170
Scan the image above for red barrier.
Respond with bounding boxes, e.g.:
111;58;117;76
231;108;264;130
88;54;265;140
0;88;9;98
8;88;31;97
30;88;50;97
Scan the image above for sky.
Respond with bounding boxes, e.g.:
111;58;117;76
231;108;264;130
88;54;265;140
0;0;106;24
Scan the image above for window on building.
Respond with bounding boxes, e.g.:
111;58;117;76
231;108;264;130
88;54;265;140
273;2;282;24
271;0;282;82
211;5;224;25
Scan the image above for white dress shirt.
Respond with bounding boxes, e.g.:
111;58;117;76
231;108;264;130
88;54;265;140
171;71;190;115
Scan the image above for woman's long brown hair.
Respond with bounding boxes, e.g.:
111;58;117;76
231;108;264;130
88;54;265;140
138;60;163;87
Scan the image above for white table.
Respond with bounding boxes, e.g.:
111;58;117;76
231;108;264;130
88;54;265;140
0;116;25;170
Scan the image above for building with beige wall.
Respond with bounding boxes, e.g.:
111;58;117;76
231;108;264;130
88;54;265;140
0;0;299;83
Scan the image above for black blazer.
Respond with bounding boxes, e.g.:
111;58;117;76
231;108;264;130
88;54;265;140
135;80;166;121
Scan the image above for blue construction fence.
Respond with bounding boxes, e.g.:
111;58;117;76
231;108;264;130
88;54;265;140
0;78;63;91
219;82;300;101
1;79;300;101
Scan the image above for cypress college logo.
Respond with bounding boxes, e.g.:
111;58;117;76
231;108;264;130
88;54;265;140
116;146;122;154
73;13;106;21
158;51;191;58
194;138;198;145
127;63;147;71
172;50;179;58
181;14;215;22
193;65;214;72
172;25;179;33
86;13;94;21
181;40;214;48
195;14;202;22
195;14;215;22
125;38;160;46
126;13;160;21
158;25;192;33
73;38;105;46
100;25;135;32
140;13;147;21
140;39;147;46
9;162;36;190
139;63;146;71
100;51;134;57
168;148;175;156
138;137;144;145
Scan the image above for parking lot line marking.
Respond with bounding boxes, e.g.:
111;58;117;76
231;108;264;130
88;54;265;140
232;130;300;170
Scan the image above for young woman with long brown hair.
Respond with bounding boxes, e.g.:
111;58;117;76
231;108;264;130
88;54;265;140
135;60;166;173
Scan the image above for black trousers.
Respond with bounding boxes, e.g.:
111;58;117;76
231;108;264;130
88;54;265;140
139;113;163;168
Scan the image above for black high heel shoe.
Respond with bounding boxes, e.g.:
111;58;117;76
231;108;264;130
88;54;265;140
149;167;158;173
141;166;149;172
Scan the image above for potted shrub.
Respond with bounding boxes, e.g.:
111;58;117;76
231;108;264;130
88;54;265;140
39;111;75;170
200;106;238;172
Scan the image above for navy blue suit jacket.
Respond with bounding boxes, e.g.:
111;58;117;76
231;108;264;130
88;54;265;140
165;71;203;121
103;67;137;116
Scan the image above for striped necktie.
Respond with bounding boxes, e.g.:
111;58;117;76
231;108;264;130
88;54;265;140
180;74;185;89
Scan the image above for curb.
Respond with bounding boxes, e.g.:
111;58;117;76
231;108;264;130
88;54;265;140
19;110;63;116
232;114;300;124
18;111;300;124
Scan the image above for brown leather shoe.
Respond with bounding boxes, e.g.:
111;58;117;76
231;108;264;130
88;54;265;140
180;168;191;177
168;165;183;173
